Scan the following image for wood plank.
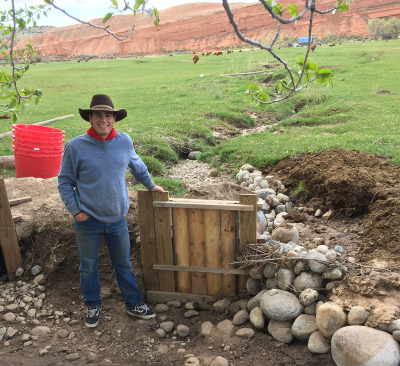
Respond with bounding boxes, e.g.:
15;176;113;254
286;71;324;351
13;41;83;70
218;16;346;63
0;178;22;282
146;290;218;309
137;190;160;291
188;209;207;295
238;194;258;292
9;197;32;206
204;209;221;297
169;198;263;210
153;264;247;275
153;201;253;211
12;216;22;223
153;191;175;292
173;208;191;293
220;210;236;296
0;156;14;168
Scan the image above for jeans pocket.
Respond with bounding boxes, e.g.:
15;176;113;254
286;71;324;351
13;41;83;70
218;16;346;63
75;216;92;224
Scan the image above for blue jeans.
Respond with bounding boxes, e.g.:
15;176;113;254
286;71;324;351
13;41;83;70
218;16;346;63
73;216;142;309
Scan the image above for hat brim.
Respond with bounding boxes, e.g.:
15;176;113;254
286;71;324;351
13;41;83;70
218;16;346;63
79;108;127;122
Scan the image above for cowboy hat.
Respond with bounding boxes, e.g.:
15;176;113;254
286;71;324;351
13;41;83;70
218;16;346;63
79;94;127;122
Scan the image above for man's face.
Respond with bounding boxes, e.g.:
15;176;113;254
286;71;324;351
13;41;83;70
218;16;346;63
89;110;116;139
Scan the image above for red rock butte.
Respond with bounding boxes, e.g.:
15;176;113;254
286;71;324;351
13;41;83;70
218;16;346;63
17;1;400;58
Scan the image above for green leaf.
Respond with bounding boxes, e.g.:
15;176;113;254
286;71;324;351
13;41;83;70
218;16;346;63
12;113;17;123
134;0;145;10
245;78;250;88
8;98;17;109
111;0;118;8
287;4;298;17
102;12;114;23
35;97;41;105
317;68;332;78
29;6;36;9
249;84;259;91
237;86;248;94
148;8;154;17
296;56;305;66
153;8;160;26
308;62;318;71
339;4;349;11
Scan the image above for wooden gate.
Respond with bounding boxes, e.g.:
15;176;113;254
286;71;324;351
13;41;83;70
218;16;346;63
137;190;257;306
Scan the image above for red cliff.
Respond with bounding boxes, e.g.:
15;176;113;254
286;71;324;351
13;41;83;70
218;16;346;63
16;1;400;58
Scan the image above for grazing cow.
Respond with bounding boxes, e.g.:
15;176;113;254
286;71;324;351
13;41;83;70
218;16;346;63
85;59;88;62
201;53;205;56
238;50;242;52
169;54;173;56
311;44;316;52
77;60;80;63
339;42;342;45
193;54;199;64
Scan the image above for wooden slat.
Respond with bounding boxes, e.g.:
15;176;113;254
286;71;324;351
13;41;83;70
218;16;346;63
146;290;218;309
137;190;160;291
0;178;22;282
204;209;221;296
9;197;32;206
169;198;263;210
188;209;207;295
238;194;258;292
153;191;175;292
220;210;236;296
154;201;253;211
173;208;191;293
153;264;247;275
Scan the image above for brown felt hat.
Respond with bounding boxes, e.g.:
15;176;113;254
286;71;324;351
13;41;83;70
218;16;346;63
79;94;127;122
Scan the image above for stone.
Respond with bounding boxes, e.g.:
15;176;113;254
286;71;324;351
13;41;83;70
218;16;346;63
316;245;329;255
260;180;269;189
275;205;286;214
260;289;303;321
185;301;198;310
246;278;260;295
216;320;235;335
277;193;289;203
167;300;181;308
332;326;400;366
232;310;248;325
321;268;342;280
306;252;328;273
177;324;190;337
22;334;31;341
315;209;323;217
293;261;306;275
57;329;69;338
293;272;323;292
316;302;347;339
263;263;278;279
184;310;199;318
235;328;254;338
241;164;254;173
100;287;112;299
250;307;265;330
27;309;36;318
257;189;277;200
188;151;201;160
34;299;43;310
32;319;40;325
210;356;229;366
388;320;400;334
200;321;213;337
266;278;278;290
268;319;293;343
237;171;250;182
154;304;169;313
39;349;48;356
229;300;247;314
184;357;200;366
213;298;230;314
348;306;368;326
304;302;317;315
276;212;288;220
277;268;295;291
6;304;18;311
160;321;174;333
392;331;400;342
247;290;267;311
22;296;33;303
6;327;17;338
265;194;280;208
322;210;335;220
31;265;42;276
155;328;166;338
65;353;80;361
31;326;51;337
271;225;299;244
285;202;292;212
33;274;44;284
19;285;29;293
4;312;16;322
249;267;262;279
15;267;24;277
325;250;337;262
334;246;345;254
299;289;319;307
308;331;331;353
292;314;318;341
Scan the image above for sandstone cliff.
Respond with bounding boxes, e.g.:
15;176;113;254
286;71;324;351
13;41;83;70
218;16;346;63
16;1;400;58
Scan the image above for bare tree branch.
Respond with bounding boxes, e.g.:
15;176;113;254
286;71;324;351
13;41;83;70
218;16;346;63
43;1;135;41
258;0;310;24
269;23;281;48
314;3;340;14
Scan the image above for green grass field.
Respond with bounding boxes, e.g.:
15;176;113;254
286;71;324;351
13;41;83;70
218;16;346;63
1;39;400;179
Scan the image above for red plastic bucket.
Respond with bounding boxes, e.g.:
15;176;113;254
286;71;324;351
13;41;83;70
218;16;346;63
12;132;64;143
13;124;65;137
13;147;63;179
12;136;64;149
13;144;64;154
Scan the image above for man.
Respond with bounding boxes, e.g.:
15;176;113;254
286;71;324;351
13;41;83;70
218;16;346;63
58;94;164;328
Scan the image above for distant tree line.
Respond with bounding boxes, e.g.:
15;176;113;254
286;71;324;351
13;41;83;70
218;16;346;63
367;17;400;40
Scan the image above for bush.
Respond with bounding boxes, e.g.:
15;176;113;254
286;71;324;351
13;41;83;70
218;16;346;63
139;155;164;176
35;56;41;62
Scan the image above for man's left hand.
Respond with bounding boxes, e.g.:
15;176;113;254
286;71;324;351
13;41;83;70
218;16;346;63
151;186;165;193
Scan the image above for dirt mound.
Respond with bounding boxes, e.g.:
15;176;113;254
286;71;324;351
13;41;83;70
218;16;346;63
184;182;250;200
273;148;400;215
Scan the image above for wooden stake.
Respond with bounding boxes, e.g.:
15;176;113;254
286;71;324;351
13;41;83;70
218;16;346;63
204;209;221;297
220;210;236;296
0;178;22;281
173;208;191;293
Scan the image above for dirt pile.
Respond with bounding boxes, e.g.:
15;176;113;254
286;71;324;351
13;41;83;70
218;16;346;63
15;0;400;58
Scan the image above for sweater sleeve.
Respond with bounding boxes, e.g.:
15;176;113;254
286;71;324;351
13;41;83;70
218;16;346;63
127;142;156;191
57;141;82;217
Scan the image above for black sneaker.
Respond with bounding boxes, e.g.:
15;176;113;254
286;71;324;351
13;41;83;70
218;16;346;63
127;300;156;319
85;306;101;328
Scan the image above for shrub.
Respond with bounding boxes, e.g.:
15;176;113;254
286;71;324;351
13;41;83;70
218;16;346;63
139;155;164;176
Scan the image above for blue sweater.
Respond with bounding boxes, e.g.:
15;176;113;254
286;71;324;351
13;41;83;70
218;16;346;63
58;132;155;223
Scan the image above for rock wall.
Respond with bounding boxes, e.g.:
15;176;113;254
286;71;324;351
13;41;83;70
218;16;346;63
16;1;400;58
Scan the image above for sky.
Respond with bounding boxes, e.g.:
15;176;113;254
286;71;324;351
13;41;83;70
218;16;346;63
0;0;257;27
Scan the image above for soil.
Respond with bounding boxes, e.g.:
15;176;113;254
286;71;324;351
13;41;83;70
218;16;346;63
2;147;400;365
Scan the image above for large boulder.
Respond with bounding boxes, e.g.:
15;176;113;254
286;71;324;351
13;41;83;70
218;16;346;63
293;272;323;292
277;268;295;291
291;314;318;341
271;225;299;244
268;319;293;343
257;189;276;200
331;326;400;366
247;290;267;312
316;302;347;339
260;289;303;322
308;331;331;354
306;252;328;273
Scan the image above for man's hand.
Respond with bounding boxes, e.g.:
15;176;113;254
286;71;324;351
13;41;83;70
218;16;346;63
151;186;165;193
75;211;90;222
